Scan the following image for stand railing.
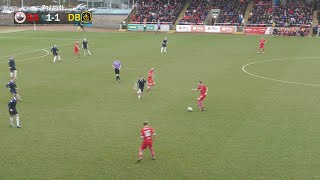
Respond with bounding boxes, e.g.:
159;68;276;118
214;22;241;26
246;23;312;27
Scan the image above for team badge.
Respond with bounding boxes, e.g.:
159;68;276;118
81;11;92;23
14;12;26;24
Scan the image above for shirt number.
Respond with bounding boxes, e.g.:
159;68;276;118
144;130;151;137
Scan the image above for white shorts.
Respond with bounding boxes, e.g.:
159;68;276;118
137;89;142;94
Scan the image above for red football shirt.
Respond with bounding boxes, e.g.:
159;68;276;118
260;39;266;45
148;69;154;78
198;85;208;95
74;42;79;50
140;126;154;142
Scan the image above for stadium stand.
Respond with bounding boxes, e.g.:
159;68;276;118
216;0;249;25
248;1;313;27
178;0;227;25
0;0;79;6
132;0;186;23
316;1;320;23
316;0;320;10
178;0;248;26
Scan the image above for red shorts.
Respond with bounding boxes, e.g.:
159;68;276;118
198;94;206;101
140;141;153;150
260;45;265;49
148;77;155;86
74;48;79;53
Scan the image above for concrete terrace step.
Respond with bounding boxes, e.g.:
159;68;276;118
175;0;191;26
244;1;253;23
93;15;127;28
94;15;127;24
313;10;319;25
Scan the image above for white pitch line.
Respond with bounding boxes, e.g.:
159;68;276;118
0;30;29;34
0;36;79;41
0;49;49;65
0;43;73;60
242;56;320;87
0;49;46;60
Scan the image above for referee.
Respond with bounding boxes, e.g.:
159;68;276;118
112;58;121;82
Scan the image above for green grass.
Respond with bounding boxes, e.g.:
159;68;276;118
0;31;320;179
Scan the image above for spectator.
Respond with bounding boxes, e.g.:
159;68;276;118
248;2;313;27
216;0;249;26
178;0;249;25
133;0;186;24
179;0;227;25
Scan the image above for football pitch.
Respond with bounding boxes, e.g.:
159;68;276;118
0;31;320;179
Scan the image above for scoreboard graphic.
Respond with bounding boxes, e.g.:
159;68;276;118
14;11;92;25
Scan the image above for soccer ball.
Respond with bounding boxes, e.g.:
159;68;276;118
187;106;193;112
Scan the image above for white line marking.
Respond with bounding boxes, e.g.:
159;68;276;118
0;30;29;34
242;57;320;87
0;36;78;41
0;49;49;65
0;43;73;60
18;49;50;62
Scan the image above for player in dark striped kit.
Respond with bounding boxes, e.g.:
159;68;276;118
136;76;147;100
82;38;92;56
77;21;85;31
8;96;21;128
51;45;61;63
8;55;17;79
161;37;167;53
6;78;22;100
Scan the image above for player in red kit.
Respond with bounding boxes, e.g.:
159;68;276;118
257;37;266;54
138;121;156;162
192;81;208;111
147;68;156;92
74;40;80;58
